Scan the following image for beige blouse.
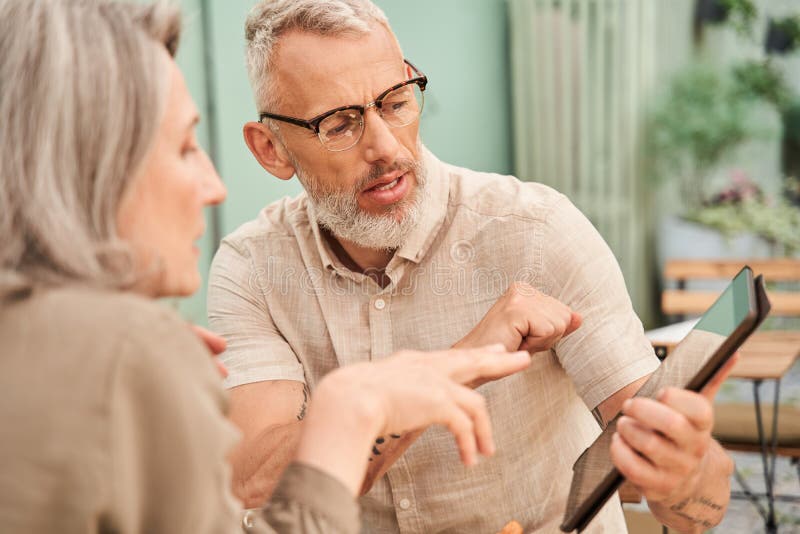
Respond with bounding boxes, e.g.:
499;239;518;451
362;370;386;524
0;287;358;533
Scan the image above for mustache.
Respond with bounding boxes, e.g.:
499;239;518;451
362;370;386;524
353;159;421;193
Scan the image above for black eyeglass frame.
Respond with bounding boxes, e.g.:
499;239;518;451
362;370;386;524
258;59;428;136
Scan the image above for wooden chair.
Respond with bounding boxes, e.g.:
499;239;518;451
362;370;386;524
662;259;800;319
661;258;800;533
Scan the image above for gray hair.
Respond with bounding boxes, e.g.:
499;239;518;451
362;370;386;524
0;0;181;300
245;0;390;114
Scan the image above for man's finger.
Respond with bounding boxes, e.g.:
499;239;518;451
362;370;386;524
616;416;695;473
656;387;714;433
565;311;582;336
611;432;658;482
622;396;695;448
518;337;541;353
519;312;562;352
611;432;675;502
700;352;739;401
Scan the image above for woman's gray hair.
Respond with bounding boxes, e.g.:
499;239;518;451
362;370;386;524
0;0;181;300
245;0;390;114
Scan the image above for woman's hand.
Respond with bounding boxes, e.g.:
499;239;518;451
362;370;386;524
295;346;532;494
329;345;532;464
189;324;228;378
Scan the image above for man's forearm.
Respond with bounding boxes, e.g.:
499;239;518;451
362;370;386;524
647;440;733;533
359;429;425;495
230;421;303;508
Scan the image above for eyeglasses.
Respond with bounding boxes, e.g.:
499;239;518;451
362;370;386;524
259;59;428;152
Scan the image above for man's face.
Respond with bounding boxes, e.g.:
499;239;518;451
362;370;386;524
269;25;427;250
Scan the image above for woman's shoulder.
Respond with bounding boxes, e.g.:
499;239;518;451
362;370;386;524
2;285;220;418
0;289;233;532
17;286;190;343
5;286;208;371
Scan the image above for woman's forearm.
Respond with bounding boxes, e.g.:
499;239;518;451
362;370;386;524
293;379;383;496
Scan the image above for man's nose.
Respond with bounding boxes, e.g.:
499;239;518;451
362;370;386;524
359;107;401;166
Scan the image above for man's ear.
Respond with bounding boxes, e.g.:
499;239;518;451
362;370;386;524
243;121;296;180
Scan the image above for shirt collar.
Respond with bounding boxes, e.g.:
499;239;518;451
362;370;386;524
395;146;449;264
306;201;339;273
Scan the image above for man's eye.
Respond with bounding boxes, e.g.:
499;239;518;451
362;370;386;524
387;99;409;112
324;113;357;137
327;121;350;136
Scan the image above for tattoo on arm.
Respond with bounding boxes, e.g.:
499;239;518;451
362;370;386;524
368;434;403;462
296;384;309;421
668;496;724;528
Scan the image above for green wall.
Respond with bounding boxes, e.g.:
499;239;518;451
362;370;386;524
173;0;513;323
376;1;513;176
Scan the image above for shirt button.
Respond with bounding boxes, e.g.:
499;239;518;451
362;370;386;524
374;298;386;310
399;498;411;510
242;510;256;531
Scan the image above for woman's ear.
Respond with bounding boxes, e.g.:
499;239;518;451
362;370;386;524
243;121;296;180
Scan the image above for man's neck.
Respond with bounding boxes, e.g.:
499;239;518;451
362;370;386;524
322;228;393;287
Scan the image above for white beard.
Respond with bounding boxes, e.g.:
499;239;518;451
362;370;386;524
290;143;429;251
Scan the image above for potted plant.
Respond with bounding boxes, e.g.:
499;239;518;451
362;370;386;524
654;0;800;283
646;64;773;265
782;99;800;179
694;0;757;41
785;176;800;207
647;64;754;212
731;59;792;110
731;60;800;182
695;0;730;24
766;15;800;55
688;172;800;255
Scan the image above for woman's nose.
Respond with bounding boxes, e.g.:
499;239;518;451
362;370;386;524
200;150;227;206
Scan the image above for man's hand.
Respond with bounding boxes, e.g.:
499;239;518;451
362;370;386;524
610;354;738;504
454;282;582;354
189;324;228;378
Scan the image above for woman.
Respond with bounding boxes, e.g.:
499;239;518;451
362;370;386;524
0;1;530;532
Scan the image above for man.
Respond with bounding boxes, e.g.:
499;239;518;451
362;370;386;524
209;0;734;531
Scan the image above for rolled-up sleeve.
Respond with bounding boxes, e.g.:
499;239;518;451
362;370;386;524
542;195;659;410
208;240;305;389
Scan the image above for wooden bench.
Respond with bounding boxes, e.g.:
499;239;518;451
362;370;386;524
662;259;800;318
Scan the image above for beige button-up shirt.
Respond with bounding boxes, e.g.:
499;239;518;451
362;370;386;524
208;148;659;533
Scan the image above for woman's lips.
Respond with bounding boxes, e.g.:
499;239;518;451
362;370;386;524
361;172;410;206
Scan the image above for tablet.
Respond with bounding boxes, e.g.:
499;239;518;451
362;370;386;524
560;266;771;532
